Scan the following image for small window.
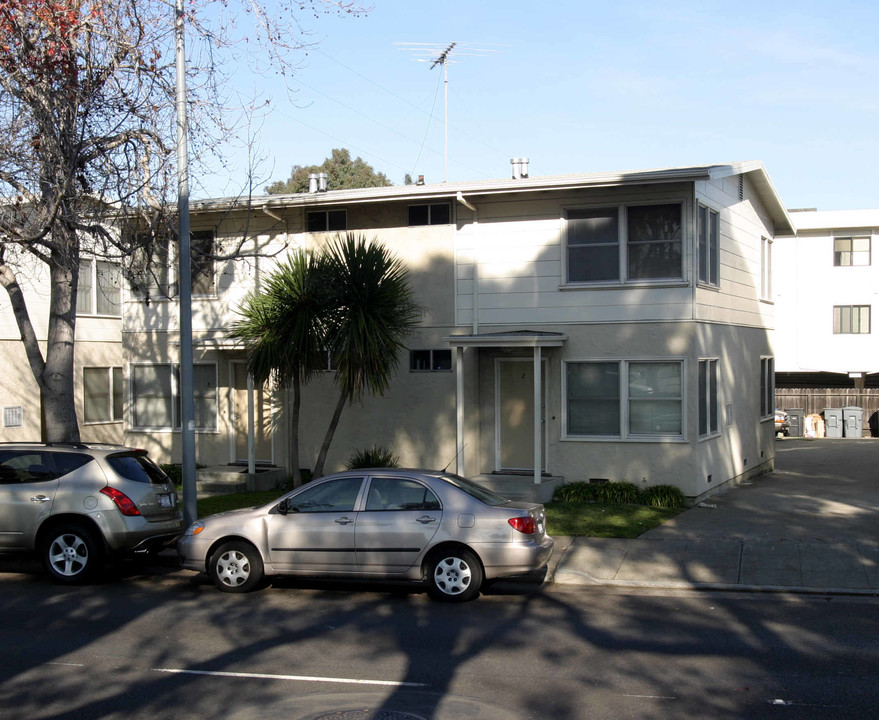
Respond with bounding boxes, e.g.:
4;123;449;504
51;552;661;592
834;237;871;267
307;210;347;233
761;236;773;300
106;452;170;484
410;349;452;372
698;359;719;437
408;203;451;226
833;305;871;334
191;230;216;296
285;477;364;512
698;205;720;286
83;367;123;423
366;477;441;511
760;357;774;419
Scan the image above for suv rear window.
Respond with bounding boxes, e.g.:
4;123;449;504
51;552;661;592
106;453;170;484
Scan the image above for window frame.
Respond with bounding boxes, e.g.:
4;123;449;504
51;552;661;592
408;202;452;227
190;229;216;297
698;358;719;438
306;209;347;233
697;204;720;287
83;366;124;424
563;358;685;441
563;201;685;286
129;362;218;431
77;258;122;317
760;236;773;300
759;356;774;420
409;349;453;372
833;236;871;267
833;305;871;335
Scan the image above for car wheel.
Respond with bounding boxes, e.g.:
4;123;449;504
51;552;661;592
42;523;103;584
210;541;264;593
427;548;483;602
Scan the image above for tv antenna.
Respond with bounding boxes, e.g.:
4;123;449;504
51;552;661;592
396;41;506;182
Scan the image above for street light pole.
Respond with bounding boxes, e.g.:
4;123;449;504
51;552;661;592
175;0;197;528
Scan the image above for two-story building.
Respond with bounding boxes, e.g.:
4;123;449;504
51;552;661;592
114;160;792;501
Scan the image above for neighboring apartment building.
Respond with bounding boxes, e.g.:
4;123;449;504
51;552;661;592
0;161;792;500
774;209;879;434
112;160;791;501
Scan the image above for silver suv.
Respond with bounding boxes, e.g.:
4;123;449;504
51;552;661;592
0;443;183;583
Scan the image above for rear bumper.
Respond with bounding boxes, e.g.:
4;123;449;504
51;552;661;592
475;535;554;580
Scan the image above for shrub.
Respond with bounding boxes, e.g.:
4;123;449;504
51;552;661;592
591;481;642;505
345;446;400;470
160;464;182;486
553;482;598;503
640;484;687;508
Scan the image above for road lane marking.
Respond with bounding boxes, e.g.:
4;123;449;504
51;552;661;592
152;667;426;688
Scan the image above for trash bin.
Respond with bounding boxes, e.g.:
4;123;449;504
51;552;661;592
824;408;843;438
788;409;804;437
843;406;864;438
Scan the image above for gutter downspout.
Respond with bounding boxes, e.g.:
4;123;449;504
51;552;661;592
456;192;479;334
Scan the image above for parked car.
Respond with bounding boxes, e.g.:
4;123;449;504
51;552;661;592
0;442;183;583
178;468;554;602
775;409;790;436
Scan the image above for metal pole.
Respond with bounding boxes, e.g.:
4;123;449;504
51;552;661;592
175;0;197;527
443;59;449;183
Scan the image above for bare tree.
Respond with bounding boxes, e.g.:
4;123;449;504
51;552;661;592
0;0;365;442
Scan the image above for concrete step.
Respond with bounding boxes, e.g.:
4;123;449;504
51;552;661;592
472;473;564;503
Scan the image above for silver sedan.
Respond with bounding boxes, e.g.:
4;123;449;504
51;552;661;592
178;468;553;602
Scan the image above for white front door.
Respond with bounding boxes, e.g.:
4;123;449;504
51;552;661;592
497;359;546;472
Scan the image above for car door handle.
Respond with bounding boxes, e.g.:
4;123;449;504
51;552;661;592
334;516;354;525
30;495;51;504
417;516;437;524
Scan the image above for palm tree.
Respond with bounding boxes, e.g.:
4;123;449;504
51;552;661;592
229;250;332;487
312;233;421;477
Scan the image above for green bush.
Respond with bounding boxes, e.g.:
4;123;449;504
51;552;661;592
640;484;687;508
345;446;400;470
160;464;183;486
591;481;642;505
553;482;598;503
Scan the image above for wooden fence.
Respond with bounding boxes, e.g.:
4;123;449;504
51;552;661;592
775;388;879;436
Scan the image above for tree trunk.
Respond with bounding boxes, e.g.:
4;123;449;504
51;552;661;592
312;390;348;479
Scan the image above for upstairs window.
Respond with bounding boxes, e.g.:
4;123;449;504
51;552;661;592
627;204;683;280
760;236;773;300
77;259;121;316
190;230;216;296
834;236;871;267
410;349;452;372
833;305;871;334
566;208;619;282
408;203;451;226
698;205;720;286
307;210;347;233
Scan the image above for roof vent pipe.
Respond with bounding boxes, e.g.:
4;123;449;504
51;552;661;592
318;173;329;192
511;158;529;179
308;173;319;193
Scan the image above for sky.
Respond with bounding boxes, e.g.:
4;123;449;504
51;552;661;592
194;0;879;212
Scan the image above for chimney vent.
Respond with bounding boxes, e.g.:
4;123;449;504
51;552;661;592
416;175;425;186
318;173;328;192
308;173;319;193
511;158;530;180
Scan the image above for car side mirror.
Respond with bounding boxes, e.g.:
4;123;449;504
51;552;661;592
277;498;289;515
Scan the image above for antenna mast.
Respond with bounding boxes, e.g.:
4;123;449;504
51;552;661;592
430;42;456;182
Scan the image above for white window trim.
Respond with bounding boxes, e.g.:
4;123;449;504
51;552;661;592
562;200;687;288
759;356;774;421
697;204;720;288
697;358;720;439
128;362;219;432
82;366;123;425
832;233;872;267
78;257;122;317
760;236;773;301
562;357;687;442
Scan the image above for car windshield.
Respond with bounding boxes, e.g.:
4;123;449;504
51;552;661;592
440;473;510;506
106;452;170;484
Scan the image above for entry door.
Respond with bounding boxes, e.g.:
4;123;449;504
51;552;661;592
232;362;273;463
497;359;546;471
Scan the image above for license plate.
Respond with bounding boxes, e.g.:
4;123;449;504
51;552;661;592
158;493;173;508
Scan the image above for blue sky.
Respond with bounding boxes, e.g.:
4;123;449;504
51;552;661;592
196;0;879;211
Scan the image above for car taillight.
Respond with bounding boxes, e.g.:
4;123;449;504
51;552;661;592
100;487;141;516
508;516;537;534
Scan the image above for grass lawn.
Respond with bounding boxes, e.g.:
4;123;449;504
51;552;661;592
194;491;683;538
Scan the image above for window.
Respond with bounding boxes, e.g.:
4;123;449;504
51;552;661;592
77;259;121;316
565;360;683;438
698;205;720;286
190;230;215;296
131;363;217;430
833;305;871;334
129;232;172;300
760;357;774;419
285;477;364;512
410;349;452;372
408;203;451;226
366;477;441;511
306;210;347;233
83;367;123;423
0;451;92;484
698;359;719;437
564;203;683;284
566;208;619;282
761;236;772;299
834;236;871;267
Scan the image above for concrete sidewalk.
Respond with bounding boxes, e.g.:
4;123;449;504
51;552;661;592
548;438;879;595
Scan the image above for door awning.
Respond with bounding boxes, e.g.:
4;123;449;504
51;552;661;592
444;330;567;348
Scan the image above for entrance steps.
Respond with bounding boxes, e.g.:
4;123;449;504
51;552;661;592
472;473;564;503
196;464;287;495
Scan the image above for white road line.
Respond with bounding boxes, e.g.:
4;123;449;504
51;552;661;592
152;667;426;688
